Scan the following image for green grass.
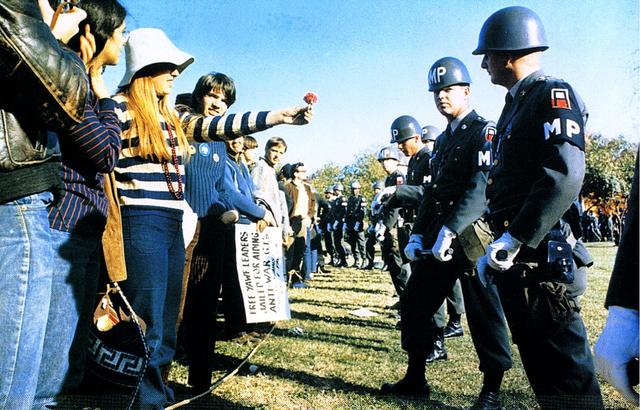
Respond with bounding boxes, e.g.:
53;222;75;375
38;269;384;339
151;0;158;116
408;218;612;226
168;242;634;409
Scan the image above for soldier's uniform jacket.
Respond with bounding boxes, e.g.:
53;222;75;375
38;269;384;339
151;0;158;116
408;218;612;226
393;146;432;218
345;194;367;231
317;195;333;228
413;110;493;246
332;194;348;225
605;153;638;310
385;170;406;188
380;170;406;228
487;70;586;249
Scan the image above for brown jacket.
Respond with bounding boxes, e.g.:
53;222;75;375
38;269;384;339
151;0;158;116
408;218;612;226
284;180;316;220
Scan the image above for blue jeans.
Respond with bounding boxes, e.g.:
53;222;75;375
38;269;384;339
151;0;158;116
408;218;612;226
0;192;55;409
33;229;101;409
119;206;184;409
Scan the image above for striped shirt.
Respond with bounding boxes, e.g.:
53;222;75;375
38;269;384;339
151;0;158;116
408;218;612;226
47;96;122;235
113;95;272;211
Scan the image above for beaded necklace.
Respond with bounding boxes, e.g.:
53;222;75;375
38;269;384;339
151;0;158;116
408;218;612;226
161;126;184;200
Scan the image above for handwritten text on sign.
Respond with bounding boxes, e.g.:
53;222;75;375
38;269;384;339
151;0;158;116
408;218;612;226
236;224;290;323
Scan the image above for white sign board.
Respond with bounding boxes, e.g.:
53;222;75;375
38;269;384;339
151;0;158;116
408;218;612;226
235;224;290;323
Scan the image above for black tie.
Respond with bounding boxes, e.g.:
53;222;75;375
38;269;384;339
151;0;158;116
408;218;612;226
497;92;514;128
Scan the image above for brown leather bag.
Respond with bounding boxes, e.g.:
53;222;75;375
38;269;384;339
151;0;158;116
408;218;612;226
102;172;127;282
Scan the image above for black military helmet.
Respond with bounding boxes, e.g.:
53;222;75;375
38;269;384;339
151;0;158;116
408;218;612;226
324;186;333;194
421;125;440;142
427;57;471;92
372;181;384;190
333;183;344;192
390;115;421;144
350;181;361;190
377;145;399;161
473;6;548;55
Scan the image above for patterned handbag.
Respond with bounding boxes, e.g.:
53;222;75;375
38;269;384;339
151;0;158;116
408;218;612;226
84;283;149;406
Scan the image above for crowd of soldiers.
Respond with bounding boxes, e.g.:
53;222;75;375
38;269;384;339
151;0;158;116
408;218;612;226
305;6;637;410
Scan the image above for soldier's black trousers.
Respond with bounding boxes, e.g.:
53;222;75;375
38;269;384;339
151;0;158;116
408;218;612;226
438;279;465;326
323;231;334;261
495;274;603;409
400;248;512;375
381;228;408;295
365;231;376;264
346;229;366;262
332;228;346;262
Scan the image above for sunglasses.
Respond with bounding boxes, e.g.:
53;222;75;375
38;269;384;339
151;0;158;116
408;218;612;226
50;0;82;31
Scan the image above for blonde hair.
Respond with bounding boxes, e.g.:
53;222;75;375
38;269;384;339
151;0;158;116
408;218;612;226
121;75;189;161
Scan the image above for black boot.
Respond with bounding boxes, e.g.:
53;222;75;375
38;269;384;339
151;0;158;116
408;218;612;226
471;391;502;410
426;327;448;363
380;352;430;397
471;371;503;409
443;319;464;338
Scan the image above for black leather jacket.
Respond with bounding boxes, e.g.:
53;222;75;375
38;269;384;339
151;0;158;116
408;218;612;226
0;0;88;201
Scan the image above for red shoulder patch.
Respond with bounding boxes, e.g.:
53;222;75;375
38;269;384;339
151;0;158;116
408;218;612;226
551;88;571;109
485;126;496;141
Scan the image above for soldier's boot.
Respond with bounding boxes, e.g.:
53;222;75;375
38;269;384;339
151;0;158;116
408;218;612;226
351;258;361;269
443;319;464;338
426;327;448;363
471;371;504;410
380;352;430;397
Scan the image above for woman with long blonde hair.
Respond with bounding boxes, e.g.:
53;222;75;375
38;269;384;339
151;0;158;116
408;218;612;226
113;28;313;408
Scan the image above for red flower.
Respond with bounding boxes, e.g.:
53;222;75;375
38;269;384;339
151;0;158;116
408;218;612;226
303;92;318;105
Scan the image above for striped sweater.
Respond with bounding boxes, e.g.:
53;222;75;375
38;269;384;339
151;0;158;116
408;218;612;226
112;95;271;211
47;96;121;235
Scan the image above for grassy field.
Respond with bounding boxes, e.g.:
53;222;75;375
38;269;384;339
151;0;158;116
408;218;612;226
168;242;634;409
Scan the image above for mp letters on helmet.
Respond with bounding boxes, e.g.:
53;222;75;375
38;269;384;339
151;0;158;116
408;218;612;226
429;65;447;86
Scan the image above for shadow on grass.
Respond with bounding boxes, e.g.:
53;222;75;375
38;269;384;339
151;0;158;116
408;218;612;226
290;309;394;330
304;282;389;295
169;380;255;409
290;295;385;311
206;353;461;409
270;328;392;353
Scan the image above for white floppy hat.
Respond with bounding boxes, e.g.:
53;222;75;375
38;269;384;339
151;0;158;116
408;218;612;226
118;28;194;88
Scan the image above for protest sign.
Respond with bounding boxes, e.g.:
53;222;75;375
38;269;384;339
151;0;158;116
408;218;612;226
235;224;290;323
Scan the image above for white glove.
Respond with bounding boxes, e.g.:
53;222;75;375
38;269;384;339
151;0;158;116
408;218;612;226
374;221;386;242
432;226;456;262
594;306;640;405
332;221;339;230
354;222;361;231
476;255;495;287
486;231;522;271
403;234;426;261
371;194;383;215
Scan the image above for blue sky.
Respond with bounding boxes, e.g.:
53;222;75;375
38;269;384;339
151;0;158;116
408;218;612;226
104;0;639;172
